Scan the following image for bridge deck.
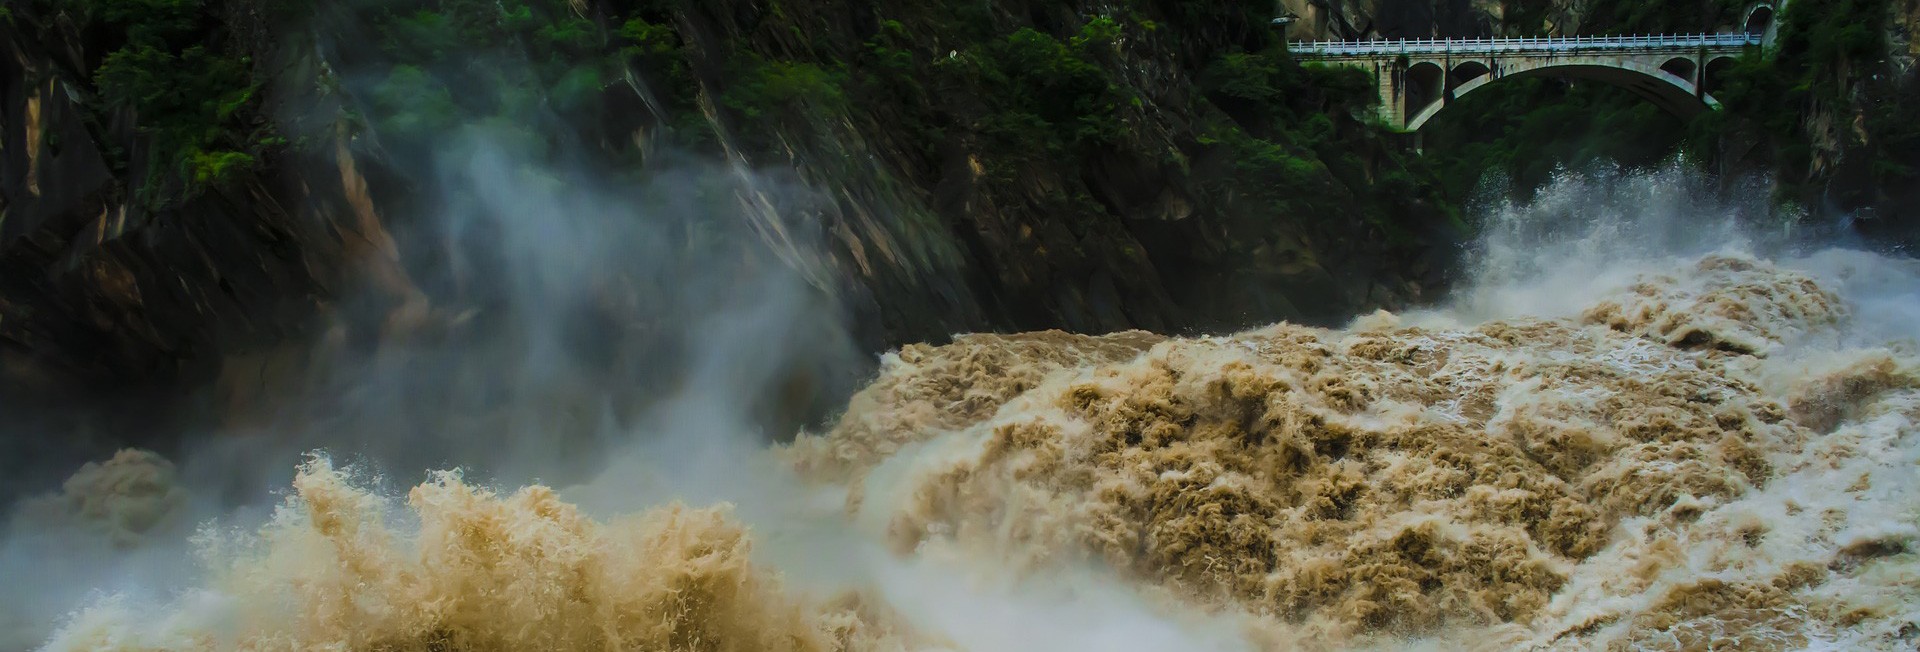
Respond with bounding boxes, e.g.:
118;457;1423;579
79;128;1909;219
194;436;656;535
1291;33;1759;58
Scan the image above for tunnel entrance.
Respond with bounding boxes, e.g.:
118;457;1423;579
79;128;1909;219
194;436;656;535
1745;5;1775;37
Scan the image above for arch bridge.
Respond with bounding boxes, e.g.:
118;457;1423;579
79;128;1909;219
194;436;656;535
1290;32;1763;133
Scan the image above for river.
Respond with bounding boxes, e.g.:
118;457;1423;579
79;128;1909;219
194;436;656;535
4;166;1917;651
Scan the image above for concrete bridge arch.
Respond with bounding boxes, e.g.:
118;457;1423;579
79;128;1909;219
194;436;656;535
1291;32;1761;133
1398;54;1743;131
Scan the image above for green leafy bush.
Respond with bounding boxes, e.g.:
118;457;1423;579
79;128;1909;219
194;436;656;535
85;0;200;44
186;150;256;185
78;0;269;199
94;42;262;197
1204;52;1285;105
619;17;680;58
938;20;1136;151
370;65;460;139
722;57;848;119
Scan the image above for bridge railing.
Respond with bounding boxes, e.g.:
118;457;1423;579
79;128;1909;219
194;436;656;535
1290;32;1760;57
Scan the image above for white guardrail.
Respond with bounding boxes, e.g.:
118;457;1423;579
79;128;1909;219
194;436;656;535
1291;33;1761;56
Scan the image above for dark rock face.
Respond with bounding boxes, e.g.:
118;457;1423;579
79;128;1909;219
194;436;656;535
0;0;1460;472
0;9;425;484
1287;0;1498;40
662;0;1457;335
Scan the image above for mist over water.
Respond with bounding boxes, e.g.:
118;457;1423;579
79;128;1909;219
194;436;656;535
1437;164;1770;324
4;145;1919;651
187;133;862;491
0;48;872;645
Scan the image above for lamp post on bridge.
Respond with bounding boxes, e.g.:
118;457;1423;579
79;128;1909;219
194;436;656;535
1269;0;1299;30
1271;11;1299;53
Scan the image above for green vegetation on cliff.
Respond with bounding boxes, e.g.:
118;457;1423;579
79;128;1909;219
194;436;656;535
1423;0;1757;201
1201;49;1443;241
56;0;273;201
1700;0;1920;215
1422;81;1688;201
10;0;1460;361
1431;0;1920;239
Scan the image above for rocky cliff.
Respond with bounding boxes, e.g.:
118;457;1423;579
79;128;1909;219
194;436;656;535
0;3;421;486
0;0;1459;477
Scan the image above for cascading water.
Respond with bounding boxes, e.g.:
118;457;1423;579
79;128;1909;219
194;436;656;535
5;164;1916;651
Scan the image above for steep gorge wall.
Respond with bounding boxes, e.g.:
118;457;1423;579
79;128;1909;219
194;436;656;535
0;0;1458;472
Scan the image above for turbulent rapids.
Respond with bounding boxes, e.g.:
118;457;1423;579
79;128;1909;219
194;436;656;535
8;176;1920;651
784;253;1917;649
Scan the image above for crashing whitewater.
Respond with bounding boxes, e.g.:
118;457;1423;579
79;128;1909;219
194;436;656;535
9;172;1920;651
